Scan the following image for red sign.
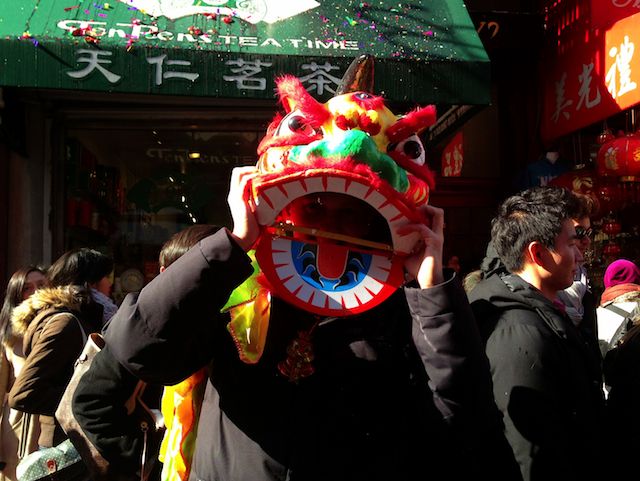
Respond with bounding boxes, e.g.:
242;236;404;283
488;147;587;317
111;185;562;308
441;132;463;177
592;0;640;28
541;11;640;142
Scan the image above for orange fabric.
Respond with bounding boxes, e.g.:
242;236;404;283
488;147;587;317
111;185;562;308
159;368;207;481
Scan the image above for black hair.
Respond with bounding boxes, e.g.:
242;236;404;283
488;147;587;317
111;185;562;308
159;225;220;269
491;186;579;273
570;192;598;220
47;248;114;288
0;266;46;344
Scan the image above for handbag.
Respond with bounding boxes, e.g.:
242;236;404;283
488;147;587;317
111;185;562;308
15;439;88;481
55;332;110;480
55;332;163;481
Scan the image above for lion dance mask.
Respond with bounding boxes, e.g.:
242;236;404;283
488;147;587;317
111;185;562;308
249;55;437;318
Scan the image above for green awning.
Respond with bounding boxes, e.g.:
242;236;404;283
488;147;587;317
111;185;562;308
0;1;490;104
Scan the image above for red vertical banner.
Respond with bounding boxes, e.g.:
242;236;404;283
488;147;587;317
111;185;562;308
591;0;640;28
441;132;464;177
541;11;640;142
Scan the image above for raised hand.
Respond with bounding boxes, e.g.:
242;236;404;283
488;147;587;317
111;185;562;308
228;166;260;252
397;205;445;288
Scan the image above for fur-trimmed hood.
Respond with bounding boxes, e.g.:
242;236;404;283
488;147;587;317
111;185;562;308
600;283;640;307
11;286;90;337
600;289;640;326
614;290;640;305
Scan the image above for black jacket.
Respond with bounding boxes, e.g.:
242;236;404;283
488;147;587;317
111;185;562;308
72;343;162;479
75;228;520;481
601;291;640;479
469;273;607;481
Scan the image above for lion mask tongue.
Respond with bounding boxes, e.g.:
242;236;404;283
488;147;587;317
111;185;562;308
316;242;349;279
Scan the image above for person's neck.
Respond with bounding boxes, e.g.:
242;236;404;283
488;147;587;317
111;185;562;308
515;268;557;302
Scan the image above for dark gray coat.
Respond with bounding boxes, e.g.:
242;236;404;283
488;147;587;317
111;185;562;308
82;229;520;481
470;273;607;481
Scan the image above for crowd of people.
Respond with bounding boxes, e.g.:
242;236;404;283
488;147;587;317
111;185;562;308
1;59;640;481
0;181;638;481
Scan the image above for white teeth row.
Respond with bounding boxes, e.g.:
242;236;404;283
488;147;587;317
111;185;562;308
271;238;391;310
254;173;419;254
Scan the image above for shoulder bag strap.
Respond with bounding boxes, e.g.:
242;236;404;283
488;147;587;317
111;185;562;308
38;309;88;347
605;304;634;350
605;303;633;318
17;412;32;460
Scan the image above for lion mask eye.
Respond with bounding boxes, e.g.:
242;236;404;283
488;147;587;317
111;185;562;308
276;110;318;137
387;134;425;166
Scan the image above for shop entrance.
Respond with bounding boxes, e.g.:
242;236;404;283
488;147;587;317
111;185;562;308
53;97;272;302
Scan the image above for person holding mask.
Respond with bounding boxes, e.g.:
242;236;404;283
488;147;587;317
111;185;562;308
99;166;520;481
95;62;520;481
0;267;46;480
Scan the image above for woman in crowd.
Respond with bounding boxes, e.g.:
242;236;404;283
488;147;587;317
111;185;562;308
600;259;640;478
8;249;106;456
45;248;116;326
0;267;46;480
73;225;219;481
597;259;640;354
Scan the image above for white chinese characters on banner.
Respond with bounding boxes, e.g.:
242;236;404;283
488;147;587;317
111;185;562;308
222;59;273;91
67;49;199;86
552;72;573;123
550;61;603;125
66;50;122;84
298;62;341;95
66;51;345;95
146;54;199;86
606;35;638;99
577;62;601;110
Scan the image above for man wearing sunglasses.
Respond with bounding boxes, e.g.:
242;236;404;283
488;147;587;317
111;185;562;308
557;194;598;343
469;186;607;481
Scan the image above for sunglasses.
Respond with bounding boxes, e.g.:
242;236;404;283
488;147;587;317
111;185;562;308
575;226;594;239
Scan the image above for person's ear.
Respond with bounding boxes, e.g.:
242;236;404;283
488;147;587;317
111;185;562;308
526;241;547;267
159;266;166;273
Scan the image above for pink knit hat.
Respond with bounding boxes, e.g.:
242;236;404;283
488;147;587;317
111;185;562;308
604;259;640;288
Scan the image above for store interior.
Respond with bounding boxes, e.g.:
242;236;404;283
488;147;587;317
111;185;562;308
64;127;261;302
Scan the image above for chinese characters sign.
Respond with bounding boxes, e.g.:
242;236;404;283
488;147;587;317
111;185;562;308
0;0;490;104
62;48;343;95
541;11;640;142
441;132;463;177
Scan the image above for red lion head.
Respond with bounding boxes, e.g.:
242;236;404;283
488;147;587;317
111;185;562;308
250;55;437;316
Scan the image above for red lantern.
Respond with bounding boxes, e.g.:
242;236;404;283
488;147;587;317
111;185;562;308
596;132;640;180
549;168;597;194
548;169;619;219
595;181;624;215
602;220;622;235
597;128;615;145
603;242;622;256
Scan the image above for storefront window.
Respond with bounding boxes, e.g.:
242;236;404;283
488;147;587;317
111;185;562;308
64;128;259;303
